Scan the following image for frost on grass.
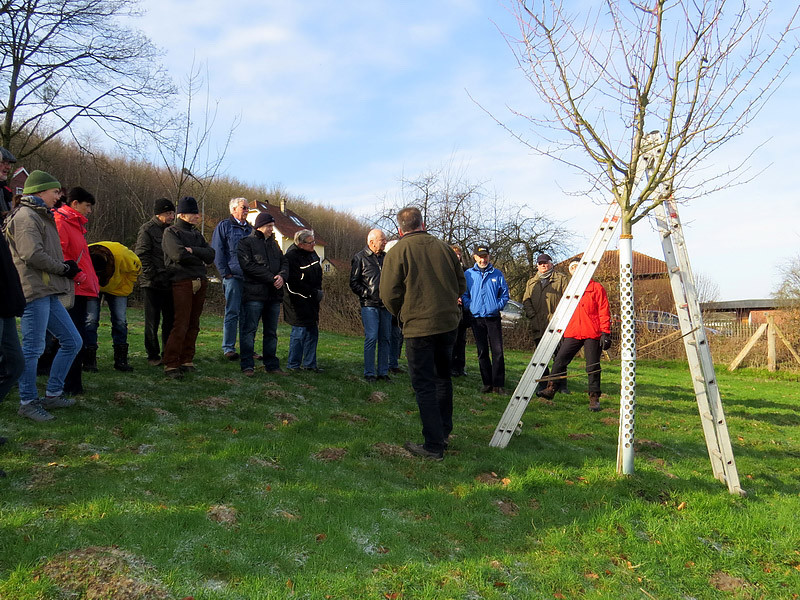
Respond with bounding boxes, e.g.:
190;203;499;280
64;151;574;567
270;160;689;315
207;505;238;527
34;546;169;600
313;447;348;461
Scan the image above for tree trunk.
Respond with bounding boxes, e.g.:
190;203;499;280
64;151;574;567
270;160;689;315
616;233;636;474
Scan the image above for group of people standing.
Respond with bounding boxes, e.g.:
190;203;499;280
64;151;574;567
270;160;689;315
0;154;612;466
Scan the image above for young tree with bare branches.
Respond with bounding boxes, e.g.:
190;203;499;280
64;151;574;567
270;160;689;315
496;0;797;473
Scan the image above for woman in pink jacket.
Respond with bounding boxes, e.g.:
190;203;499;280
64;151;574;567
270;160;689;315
54;187;99;395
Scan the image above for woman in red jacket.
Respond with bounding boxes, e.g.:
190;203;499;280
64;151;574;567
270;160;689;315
54;187;99;395
540;261;612;411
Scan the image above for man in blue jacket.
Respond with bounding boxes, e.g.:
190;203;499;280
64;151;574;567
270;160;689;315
211;198;252;360
463;244;509;394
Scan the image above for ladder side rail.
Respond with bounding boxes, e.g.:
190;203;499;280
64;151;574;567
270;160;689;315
658;201;743;494
656;208;728;480
490;202;621;448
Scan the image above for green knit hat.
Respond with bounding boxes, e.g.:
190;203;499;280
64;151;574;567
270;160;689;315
23;170;61;195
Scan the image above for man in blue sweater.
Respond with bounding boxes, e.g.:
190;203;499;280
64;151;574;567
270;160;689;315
463;244;509;394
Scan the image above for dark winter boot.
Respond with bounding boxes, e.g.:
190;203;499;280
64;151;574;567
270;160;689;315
588;392;601;412
113;343;133;372
82;346;98;372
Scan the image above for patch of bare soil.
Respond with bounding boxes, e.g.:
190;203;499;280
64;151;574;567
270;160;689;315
22;438;65;455
600;417;618;426
313;447;348;461
192;396;232;410
475;472;505;485
494;499;519;516
372;443;412;458
330;412;368;423
112;392;141;406
709;571;749;592
207;505;238;527
367;391;388;403
34;546;169;600
274;412;298;424
265;389;289;399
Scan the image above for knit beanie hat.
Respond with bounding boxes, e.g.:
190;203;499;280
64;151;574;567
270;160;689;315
254;212;275;229
176;196;199;214
154;197;176;215
23;170;61;195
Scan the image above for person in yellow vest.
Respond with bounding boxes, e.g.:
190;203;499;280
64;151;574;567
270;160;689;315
84;241;141;371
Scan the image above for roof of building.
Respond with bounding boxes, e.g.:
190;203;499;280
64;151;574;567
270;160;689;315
701;299;790;311
250;200;327;246
557;249;667;278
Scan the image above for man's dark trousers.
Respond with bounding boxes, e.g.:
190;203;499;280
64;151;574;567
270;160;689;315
551;337;602;393
405;329;457;455
143;287;174;360
471;315;505;387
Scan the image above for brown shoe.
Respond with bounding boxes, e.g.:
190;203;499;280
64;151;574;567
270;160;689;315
538;381;558;400
588;392;601;412
493;387;507;395
242;369;255;377
224;351;239;361
147;357;162;366
265;368;288;376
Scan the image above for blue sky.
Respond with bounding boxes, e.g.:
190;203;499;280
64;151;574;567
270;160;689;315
135;0;799;302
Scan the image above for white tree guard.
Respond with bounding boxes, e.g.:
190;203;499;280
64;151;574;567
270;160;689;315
616;235;636;474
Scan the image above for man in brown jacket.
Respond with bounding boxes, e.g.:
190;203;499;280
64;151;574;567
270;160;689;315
522;253;569;395
380;206;466;460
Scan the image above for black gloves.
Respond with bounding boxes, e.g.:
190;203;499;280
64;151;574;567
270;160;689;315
601;332;612;350
62;260;81;279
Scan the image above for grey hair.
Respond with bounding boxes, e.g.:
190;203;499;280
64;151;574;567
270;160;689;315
294;229;314;245
229;197;248;212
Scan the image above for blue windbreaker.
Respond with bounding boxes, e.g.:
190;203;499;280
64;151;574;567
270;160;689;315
463;263;510;317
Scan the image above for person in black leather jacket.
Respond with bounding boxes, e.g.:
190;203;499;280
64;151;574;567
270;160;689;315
350;229;391;382
283;229;323;371
161;197;215;378
236;211;288;375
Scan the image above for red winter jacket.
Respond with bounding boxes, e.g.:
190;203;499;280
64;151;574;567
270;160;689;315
564;279;611;340
54;205;99;298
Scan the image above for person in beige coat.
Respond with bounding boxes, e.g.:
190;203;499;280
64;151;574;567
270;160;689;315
3;170;83;421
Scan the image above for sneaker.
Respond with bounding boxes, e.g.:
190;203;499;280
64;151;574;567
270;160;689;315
18;401;55;422
42;394;76;409
224;351;239;361
403;441;443;461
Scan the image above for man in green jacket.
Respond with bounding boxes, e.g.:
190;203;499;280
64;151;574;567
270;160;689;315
380;206;466;461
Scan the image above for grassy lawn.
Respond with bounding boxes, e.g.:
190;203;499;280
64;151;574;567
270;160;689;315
1;309;799;599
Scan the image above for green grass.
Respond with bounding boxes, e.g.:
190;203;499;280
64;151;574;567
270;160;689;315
1;310;800;599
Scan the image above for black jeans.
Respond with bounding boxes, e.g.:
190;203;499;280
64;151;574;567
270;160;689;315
143;287;175;360
405;329;457;454
63;295;89;394
471;315;505;387
551;337;602;394
450;307;472;374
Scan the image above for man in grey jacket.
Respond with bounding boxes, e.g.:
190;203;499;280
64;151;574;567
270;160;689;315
4;170;83;421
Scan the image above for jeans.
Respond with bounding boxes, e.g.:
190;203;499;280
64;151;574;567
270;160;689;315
18;295;82;404
221;276;243;354
239;300;281;371
0;316;24;402
143;287;174;360
551;337;602;394
163;279;207;369
405;329;457;454
85;292;128;347
361;306;392;377
287;325;319;369
471;315;505;387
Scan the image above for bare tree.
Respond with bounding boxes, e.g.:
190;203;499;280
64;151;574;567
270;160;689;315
775;254;800;305
0;0;175;158
493;0;797;474
373;164;572;297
